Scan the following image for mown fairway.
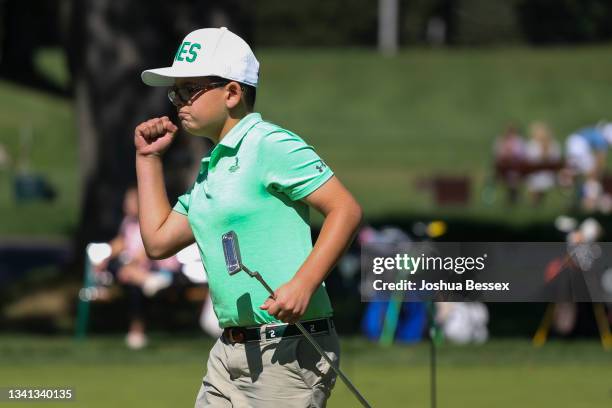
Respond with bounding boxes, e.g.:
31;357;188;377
0;334;610;407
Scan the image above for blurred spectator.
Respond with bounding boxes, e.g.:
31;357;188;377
436;302;489;344
426;16;446;46
494;124;526;204
96;187;180;349
564;123;612;211
525;121;561;205
358;225;427;343
175;243;223;338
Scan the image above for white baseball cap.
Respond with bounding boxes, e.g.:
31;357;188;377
141;27;259;87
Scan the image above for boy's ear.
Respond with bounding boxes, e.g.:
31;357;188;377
225;81;243;109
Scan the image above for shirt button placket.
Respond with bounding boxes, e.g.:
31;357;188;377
201;158;212;198
206;148;222;198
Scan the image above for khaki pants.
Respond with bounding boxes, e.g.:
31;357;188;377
194;326;340;407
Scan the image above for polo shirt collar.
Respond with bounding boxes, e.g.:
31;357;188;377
217;112;263;149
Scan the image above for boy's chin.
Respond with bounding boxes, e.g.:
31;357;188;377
184;126;210;138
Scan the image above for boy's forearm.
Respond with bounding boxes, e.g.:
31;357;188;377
135;154;172;247
293;206;362;293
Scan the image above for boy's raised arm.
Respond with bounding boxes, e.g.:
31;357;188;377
134;116;195;259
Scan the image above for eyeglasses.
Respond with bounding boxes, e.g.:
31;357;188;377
167;81;228;107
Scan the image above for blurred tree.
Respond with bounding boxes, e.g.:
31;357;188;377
252;0;377;46
67;0;253;252
451;0;523;45
0;0;69;95
517;0;612;44
252;0;524;47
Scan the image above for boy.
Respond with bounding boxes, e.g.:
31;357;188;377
135;27;362;407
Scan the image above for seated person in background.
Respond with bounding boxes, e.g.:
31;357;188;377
565;122;612;211
525;121;561;205
96;186;180;349
494;123;526;204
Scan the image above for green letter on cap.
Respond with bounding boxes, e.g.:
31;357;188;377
186;43;201;63
174;41;191;62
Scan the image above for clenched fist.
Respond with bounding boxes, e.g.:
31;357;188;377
134;116;178;157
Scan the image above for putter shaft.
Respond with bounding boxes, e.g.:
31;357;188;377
249;268;373;408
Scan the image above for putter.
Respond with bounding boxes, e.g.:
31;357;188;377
222;230;373;408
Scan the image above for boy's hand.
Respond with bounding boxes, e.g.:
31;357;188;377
259;277;316;324
134;116;178;157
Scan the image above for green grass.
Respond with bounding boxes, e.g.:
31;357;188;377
0;335;610;407
257;46;612;226
2;45;612;236
0;49;76;237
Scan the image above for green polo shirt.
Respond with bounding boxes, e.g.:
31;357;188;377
173;112;335;328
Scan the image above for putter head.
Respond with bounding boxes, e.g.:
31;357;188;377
222;231;242;275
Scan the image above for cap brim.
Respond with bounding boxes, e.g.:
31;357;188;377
141;67;218;87
141;66;259;87
141;67;178;86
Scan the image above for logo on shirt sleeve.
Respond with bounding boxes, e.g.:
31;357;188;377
315;160;327;173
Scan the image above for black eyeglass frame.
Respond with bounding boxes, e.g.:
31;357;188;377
167;81;230;107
